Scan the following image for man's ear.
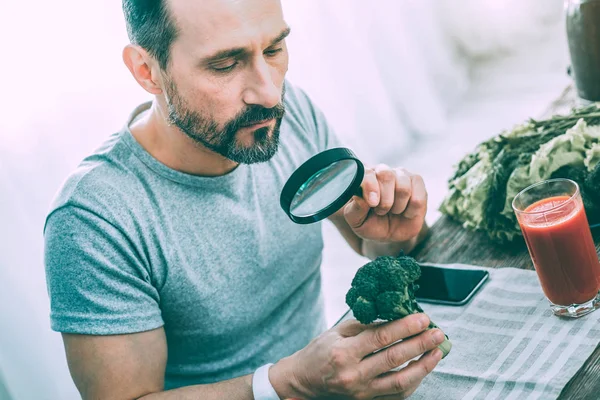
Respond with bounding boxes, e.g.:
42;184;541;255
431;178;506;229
123;44;164;95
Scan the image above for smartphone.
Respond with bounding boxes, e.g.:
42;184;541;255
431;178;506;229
415;265;489;306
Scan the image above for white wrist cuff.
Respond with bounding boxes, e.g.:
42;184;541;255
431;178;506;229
252;363;281;400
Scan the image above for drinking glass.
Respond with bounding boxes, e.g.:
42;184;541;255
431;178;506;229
512;179;600;317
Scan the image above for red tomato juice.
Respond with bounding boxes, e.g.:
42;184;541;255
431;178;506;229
519;195;600;305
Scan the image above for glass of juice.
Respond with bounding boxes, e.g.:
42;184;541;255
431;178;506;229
512;178;600;318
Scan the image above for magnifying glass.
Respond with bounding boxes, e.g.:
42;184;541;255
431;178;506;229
280;148;365;224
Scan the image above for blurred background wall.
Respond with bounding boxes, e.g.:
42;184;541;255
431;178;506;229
0;1;570;398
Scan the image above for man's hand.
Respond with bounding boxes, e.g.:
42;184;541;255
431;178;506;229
270;313;444;400
344;165;427;244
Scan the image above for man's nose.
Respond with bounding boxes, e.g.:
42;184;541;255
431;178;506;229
242;57;281;109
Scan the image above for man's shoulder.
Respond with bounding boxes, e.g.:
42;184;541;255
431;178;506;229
46;131;142;226
281;80;340;155
282;80;322;128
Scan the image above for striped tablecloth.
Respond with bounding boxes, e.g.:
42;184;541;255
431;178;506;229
341;265;600;399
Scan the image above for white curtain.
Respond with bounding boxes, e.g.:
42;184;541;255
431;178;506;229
282;0;469;165
1;2;143;398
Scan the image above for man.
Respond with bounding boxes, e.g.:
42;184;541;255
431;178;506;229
44;0;445;399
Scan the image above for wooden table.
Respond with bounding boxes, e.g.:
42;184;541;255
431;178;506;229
410;85;600;400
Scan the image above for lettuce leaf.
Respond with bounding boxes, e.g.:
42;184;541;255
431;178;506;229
441;111;600;243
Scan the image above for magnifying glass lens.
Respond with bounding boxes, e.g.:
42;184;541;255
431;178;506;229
290;160;358;217
280;148;364;224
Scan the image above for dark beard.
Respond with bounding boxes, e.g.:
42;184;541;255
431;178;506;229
164;79;286;164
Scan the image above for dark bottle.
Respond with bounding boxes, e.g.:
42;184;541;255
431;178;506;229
566;0;600;101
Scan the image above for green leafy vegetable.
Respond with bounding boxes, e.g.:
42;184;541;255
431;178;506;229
441;104;600;243
345;255;452;358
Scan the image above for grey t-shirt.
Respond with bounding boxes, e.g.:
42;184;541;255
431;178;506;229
44;82;340;389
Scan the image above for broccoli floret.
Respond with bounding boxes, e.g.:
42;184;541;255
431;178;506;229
345;255;422;324
351;296;378;325
345;255;452;358
376;290;421;321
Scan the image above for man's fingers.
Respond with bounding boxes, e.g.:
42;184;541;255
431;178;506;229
360;328;445;377
373;382;421;399
375;165;396;216
369;348;443;397
335;318;371;338
403;175;427;219
344;168;378;228
351;314;429;356
373;385;421;400
390;169;412;215
373;394;416;400
362;168;380;208
344;196;371;229
346;167;426;224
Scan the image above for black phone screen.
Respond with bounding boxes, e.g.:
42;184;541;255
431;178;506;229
415;265;488;304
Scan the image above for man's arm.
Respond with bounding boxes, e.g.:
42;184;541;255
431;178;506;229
62;328;258;400
62;315;445;400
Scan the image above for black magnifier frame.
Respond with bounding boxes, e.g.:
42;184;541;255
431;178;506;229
280;147;365;224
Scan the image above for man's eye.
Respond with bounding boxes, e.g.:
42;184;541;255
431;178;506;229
265;48;283;57
212;62;238;72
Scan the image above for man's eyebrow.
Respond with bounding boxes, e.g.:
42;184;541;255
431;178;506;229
203;47;247;63
268;27;291;47
203;27;291;63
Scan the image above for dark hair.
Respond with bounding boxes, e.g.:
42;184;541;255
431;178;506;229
122;0;178;70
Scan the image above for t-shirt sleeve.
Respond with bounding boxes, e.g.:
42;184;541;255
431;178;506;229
44;205;164;335
309;97;343;153
287;82;344;153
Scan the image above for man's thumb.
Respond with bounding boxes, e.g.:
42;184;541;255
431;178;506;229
344;196;370;228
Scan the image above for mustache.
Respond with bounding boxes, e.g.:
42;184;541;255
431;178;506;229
230;103;286;130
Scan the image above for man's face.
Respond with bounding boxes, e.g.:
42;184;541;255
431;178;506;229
162;0;289;164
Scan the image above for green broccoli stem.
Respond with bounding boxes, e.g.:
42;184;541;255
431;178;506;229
426;321;452;359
